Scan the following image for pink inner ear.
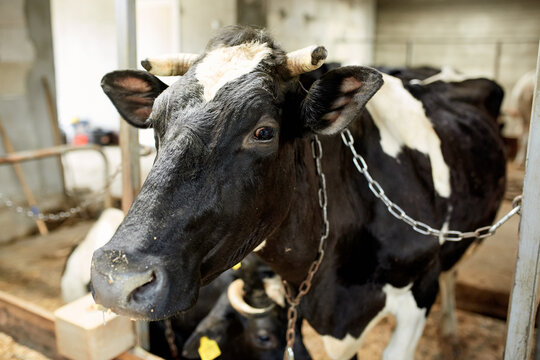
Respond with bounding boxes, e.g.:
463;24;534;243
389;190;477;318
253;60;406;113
340;77;363;93
115;77;152;93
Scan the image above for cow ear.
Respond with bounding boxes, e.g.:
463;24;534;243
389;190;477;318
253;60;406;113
101;70;168;128
301;66;383;135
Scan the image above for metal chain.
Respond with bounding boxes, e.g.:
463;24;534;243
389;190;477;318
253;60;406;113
0;165;122;222
282;135;330;360
340;128;522;242
163;319;179;359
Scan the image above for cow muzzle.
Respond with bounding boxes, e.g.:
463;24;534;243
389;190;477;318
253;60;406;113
90;247;171;320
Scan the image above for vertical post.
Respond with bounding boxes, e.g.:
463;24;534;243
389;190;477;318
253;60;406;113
504;42;540;360
405;40;413;67
115;0;141;214
115;0;148;350
493;41;502;81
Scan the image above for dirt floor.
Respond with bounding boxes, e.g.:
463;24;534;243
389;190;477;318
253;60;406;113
0;163;525;359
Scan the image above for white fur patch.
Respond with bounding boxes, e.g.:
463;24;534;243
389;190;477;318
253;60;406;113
318;283;426;360
366;73;451;198
195;42;272;102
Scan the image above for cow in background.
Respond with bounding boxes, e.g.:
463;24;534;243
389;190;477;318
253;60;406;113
182;254;310;359
62;208;124;302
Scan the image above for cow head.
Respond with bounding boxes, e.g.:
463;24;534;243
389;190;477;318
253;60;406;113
91;25;383;320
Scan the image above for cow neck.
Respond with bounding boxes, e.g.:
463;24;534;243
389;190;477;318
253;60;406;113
257;136;325;286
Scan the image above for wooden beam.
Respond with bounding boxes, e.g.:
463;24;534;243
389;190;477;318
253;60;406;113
0;121;48;235
0;290;57;358
504;42;540;360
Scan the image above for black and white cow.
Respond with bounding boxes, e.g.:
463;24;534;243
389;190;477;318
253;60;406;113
182;254;310;359
91;26;506;359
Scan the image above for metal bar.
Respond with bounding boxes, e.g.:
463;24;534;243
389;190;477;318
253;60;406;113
405;40;413;67
493;41;502;81
0;144;111;208
504;41;540;360
115;0;141;214
115;0;146;350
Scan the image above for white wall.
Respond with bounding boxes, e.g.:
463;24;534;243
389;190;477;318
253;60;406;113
51;0;236;146
267;0;376;65
375;0;540;93
51;0;118;140
0;0;64;242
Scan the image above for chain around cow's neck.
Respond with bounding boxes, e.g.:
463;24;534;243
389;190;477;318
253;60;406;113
282;135;330;360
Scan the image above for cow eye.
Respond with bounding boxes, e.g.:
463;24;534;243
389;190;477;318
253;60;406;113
253;329;277;349
253;127;275;141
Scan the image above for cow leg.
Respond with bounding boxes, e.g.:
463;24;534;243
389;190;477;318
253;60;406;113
382;285;427;360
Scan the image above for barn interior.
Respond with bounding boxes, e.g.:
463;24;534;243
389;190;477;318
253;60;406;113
0;0;539;359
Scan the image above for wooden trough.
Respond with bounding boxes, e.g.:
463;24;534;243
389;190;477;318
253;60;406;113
0;290;160;360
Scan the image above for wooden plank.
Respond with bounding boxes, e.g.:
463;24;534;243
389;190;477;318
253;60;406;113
0;290;57;358
116;347;164;360
0;120;48;235
504;42;540;360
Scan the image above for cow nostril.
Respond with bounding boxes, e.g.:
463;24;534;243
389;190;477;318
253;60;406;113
129;271;157;304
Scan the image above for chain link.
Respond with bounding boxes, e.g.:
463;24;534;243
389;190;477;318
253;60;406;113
163;319;179;359
282;135;329;360
281;128;520;359
341;128;522;242
0;165;122;222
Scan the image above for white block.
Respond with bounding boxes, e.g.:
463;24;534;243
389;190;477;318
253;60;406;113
54;294;136;360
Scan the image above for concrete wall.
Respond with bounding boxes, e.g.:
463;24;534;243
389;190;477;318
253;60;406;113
374;0;540;96
267;0;376;65
0;0;64;242
51;0;237;147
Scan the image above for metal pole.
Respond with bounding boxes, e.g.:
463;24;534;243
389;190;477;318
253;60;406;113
115;0;148;350
504;41;540;360
0;144;112;208
116;0;141;214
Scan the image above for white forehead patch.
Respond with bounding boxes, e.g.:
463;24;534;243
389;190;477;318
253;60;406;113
195;42;272;102
366;73;451;198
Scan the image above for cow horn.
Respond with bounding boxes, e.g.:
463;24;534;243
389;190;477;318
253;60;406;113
227;279;274;318
286;45;328;77
140;53;199;76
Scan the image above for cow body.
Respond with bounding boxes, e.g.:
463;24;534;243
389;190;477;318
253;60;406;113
91;26;505;359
